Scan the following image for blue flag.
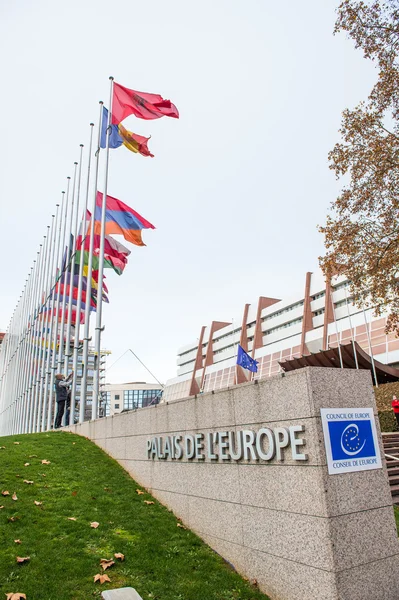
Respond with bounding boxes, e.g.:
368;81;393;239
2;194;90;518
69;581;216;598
236;345;258;373
100;107;123;149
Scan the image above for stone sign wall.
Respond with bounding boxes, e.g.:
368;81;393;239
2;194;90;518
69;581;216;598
66;367;399;600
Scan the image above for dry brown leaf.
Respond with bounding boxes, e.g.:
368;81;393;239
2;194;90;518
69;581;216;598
29;455;37;458
14;539;22;544
8;516;20;523
41;473;46;477
93;573;111;584
16;556;30;564
67;517;77;521
143;500;154;505
41;460;51;465
114;552;125;561
136;489;145;495
90;521;99;528
2;490;10;496
0;505;4;509
24;463;29;467
13;442;20;445
23;480;34;485
34;501;42;506
0;446;5;449
177;523;186;529
100;558;115;571
12;493;18;501
6;593;26;599
71;491;77;496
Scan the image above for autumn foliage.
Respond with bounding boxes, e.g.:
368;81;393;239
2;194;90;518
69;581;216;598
319;0;399;332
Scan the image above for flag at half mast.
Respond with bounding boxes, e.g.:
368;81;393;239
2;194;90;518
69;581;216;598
112;81;179;124
236;345;259;373
94;192;155;246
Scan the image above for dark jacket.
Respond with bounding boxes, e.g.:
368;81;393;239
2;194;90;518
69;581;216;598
55;379;69;403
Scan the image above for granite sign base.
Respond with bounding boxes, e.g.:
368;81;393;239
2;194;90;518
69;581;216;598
67;368;399;600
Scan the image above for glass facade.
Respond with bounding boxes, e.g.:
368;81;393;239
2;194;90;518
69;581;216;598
123;389;162;410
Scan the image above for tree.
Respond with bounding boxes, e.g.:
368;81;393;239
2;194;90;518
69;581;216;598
319;0;399;332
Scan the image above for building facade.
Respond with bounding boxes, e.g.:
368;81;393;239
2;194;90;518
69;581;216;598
102;382;163;417
163;270;399;402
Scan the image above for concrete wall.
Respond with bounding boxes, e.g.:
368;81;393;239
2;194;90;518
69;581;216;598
67;368;399;600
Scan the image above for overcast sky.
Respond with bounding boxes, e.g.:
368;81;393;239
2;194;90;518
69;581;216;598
0;0;376;384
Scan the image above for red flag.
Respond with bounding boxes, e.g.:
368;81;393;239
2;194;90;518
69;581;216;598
112;82;179;124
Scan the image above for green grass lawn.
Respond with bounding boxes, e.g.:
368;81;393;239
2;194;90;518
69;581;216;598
0;432;269;600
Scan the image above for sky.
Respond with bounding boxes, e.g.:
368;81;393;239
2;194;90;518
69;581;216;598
0;0;377;385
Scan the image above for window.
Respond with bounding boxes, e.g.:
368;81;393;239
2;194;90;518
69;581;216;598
123;389;163;410
115;394;120;400
115;403;120;409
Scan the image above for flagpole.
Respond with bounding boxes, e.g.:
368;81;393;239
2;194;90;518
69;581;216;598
93;77;114;420
36;214;56;431
12;279;27;432
18;264;35;432
28;239;46;433
48;188;69;429
80;103;104;424
32;227;51;432
41;203;61;430
330;290;343;369
363;306;378;387
18;263;34;433
64;147;84;388
70;125;95;425
344;286;359;369
24;249;42;433
57;175;74;374
13;281;28;433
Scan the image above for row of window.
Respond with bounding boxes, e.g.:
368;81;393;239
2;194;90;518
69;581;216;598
261;300;304;323
263;316;303;336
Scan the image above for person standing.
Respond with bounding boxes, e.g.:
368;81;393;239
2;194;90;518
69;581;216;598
392;395;399;429
54;372;73;429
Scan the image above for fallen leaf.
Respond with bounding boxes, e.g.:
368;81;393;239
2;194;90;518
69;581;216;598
67;517;77;521
6;593;26;599
34;501;42;506
16;556;30;564
12;493;18;501
114;553;124;561
29;455;37;458
90;521;99;528
41;473;46;477
143;500;154;505
0;446;5;449
103;487;110;492
136;489;145;495
100;558;115;571
177;523;186;529
23;480;34;485
93;573;111;584
8;516;20;522
71;491;77;496
15;475;20;478
13;442;20;445
72;442;76;445
1;490;10;496
41;460;51;465
14;540;22;544
24;463;30;467
0;505;4;509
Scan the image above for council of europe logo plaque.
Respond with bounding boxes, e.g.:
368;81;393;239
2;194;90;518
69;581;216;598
320;408;382;475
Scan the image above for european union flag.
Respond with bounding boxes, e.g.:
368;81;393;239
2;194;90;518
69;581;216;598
236;345;259;373
100;107;123;149
327;420;376;461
